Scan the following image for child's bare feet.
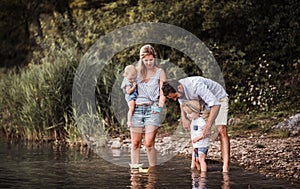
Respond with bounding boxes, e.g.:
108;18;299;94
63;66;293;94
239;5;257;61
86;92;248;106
191;160;196;169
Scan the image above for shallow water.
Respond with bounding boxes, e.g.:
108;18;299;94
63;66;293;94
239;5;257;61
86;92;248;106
0;140;299;189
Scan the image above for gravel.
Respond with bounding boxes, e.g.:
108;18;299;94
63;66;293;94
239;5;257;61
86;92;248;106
207;135;300;182
110;134;300;183
105;113;300;183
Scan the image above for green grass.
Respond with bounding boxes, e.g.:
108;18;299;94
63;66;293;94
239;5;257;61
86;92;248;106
227;111;295;138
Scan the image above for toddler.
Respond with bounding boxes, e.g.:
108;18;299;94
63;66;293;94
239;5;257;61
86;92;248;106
183;100;210;172
121;65;138;127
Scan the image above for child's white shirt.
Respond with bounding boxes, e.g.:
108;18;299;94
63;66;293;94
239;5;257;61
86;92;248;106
190;117;210;148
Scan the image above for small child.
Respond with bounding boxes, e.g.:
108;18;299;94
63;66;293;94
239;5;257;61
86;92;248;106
121;65;138;127
183;100;210;172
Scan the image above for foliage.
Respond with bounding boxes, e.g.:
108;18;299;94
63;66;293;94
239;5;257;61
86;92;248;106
0;33;80;141
0;0;299;141
227;110;295;138
199;0;300;113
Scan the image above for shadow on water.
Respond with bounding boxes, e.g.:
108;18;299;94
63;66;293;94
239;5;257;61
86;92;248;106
0;140;299;189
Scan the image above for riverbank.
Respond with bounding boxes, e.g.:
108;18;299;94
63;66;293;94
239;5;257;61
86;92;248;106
206;135;300;183
2;112;299;184
2;128;299;184
114;131;300;183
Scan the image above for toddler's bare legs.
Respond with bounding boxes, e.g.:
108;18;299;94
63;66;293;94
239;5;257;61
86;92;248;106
191;150;201;170
191;155;196;169
127;100;135;127
198;153;207;172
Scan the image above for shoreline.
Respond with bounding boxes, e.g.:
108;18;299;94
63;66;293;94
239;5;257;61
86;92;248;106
183;135;300;183
116;131;300;183
1;131;299;184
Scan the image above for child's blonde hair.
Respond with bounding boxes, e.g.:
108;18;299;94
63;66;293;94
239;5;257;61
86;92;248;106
183;100;209;120
123;65;137;77
183;100;201;114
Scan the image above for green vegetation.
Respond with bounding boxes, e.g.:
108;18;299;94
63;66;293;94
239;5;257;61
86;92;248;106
0;0;299;143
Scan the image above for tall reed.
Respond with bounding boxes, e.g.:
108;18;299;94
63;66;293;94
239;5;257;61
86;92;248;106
0;60;79;142
0;55;127;144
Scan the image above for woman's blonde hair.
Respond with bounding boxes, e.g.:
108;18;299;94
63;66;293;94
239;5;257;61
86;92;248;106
137;44;158;80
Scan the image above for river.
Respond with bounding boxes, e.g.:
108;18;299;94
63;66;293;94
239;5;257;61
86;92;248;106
0;140;299;189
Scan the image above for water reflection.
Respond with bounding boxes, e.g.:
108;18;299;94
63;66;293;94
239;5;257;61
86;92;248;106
130;171;142;189
222;172;230;189
191;170;207;189
191;170;231;189
130;167;158;189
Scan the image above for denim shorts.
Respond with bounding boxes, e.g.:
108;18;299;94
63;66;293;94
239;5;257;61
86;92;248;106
132;105;161;127
125;91;138;102
194;147;209;157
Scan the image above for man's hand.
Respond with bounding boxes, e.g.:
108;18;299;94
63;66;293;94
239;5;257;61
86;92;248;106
181;116;190;129
192;135;204;143
202;124;209;138
180;105;190;128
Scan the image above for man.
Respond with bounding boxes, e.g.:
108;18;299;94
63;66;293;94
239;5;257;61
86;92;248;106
162;76;230;172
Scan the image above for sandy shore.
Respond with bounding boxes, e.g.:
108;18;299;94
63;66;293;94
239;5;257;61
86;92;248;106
200;135;300;183
115;132;299;183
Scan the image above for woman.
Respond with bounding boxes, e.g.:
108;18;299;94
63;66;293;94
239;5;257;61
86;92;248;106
130;44;166;168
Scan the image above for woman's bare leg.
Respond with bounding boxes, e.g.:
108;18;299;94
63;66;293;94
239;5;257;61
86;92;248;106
144;125;158;167
130;127;143;164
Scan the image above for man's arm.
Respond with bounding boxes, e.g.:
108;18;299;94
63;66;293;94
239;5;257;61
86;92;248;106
205;105;220;131
180;104;190;128
193;105;220;143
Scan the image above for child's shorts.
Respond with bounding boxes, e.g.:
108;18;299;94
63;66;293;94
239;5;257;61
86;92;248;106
125;91;138;102
194;147;209;158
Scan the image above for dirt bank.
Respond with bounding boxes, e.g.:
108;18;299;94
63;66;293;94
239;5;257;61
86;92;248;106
206;135;300;183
